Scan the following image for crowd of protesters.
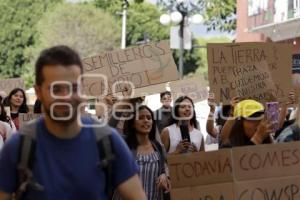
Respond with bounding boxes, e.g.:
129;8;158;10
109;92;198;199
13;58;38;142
0;45;299;200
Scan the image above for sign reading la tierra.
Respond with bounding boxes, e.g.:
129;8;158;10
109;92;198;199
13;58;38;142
207;43;293;104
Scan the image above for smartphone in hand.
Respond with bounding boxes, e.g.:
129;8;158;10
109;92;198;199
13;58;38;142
265;102;279;133
179;124;191;143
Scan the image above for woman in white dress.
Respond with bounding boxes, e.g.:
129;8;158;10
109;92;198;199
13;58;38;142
161;96;204;154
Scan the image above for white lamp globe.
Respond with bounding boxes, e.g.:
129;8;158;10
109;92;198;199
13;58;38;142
170;11;183;25
191;14;203;24
160;14;171;26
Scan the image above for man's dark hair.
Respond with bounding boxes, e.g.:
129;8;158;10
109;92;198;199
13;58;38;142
160;91;171;99
33;99;42;114
35;45;83;86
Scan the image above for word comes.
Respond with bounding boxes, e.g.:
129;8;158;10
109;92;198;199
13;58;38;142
239;149;300;171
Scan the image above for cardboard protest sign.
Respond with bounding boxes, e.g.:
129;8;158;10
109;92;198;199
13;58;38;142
171;188;193;200
207;43;293;104
170;76;208;103
19;113;42;127
171;183;234;200
82;40;178;97
232;141;300;181
191;182;234;200
113;82;168;99
168;149;233;189
168;141;300;200
226;61;277;103
132;82;168;98
234;176;300;200
0;78;25;95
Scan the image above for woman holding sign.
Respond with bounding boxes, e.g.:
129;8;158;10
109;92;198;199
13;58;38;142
120;105;170;200
221;99;273;147
4;88;29;130
161;96;204;154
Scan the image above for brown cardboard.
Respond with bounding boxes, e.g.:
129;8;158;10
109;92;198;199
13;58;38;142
171;183;234;200
207;42;293;104
82;40;178;97
191;182;234;200
112;82;168;99
132;82;167;98
0;78;25;95
232;141;300;181
234;175;300;200
19;113;42;127
167;149;233;188
227;61;277;103
170;76;208;103
171;187;192;200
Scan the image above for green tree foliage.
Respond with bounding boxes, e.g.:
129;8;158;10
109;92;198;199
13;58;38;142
24;2;121;86
157;0;236;33
172;40;202;77
125;3;169;45
94;0;232;77
202;0;236;33
0;0;62;79
95;0;169;46
193;36;231;81
94;0;122;14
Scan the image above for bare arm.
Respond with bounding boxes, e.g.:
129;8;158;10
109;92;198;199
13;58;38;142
161;127;190;154
0;191;10;200
220;119;235;145
206;109;218;138
161;128;170;153
206;93;218;138
117;175;146;200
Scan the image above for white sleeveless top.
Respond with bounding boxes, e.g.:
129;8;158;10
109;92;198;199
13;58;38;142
167;123;203;153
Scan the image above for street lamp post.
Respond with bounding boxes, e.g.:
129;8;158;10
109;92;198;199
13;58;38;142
178;4;187;79
121;0;129;49
160;0;204;79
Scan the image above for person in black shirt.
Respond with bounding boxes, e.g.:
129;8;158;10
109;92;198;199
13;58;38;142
155;91;173;134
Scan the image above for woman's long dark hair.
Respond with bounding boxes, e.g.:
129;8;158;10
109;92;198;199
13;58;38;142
227;117;271;147
124;105;157;150
5;88;29;113
227;119;247;147
0;102;10;123
171;96;199;129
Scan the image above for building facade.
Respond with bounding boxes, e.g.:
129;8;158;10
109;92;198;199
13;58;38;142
236;0;300;52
